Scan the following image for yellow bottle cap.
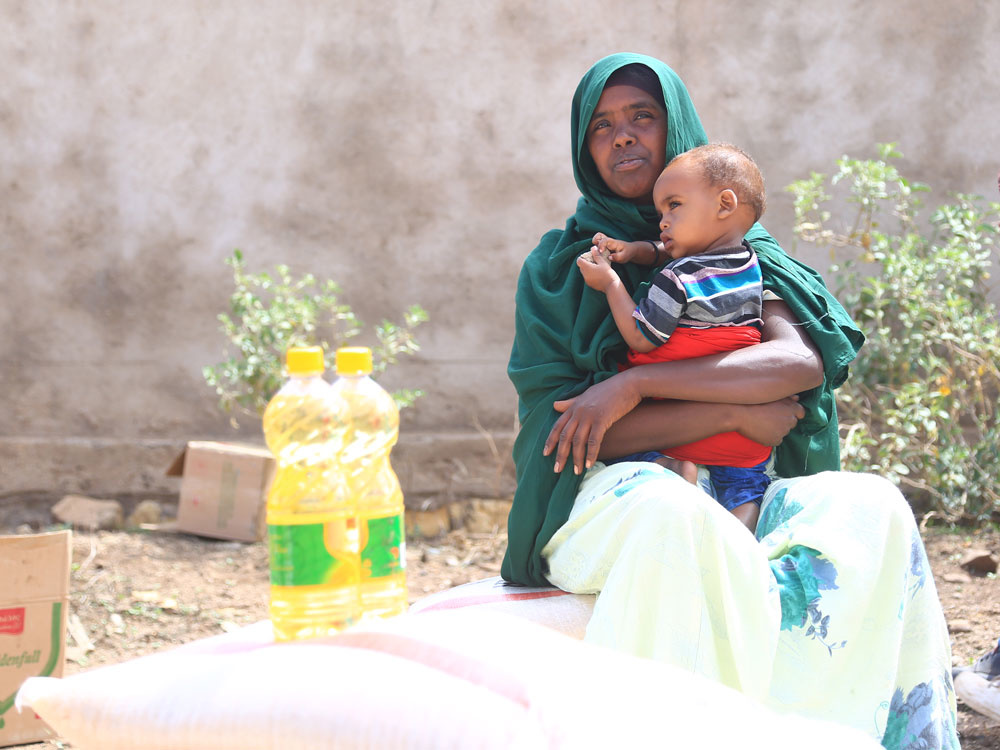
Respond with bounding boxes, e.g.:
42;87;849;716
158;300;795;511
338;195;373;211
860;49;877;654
335;346;372;375
286;346;325;375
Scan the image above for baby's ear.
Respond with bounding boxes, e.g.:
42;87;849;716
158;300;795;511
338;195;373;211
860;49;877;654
718;189;738;218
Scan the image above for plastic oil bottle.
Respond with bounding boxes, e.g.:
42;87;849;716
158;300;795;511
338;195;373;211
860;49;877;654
331;346;408;620
263;346;360;641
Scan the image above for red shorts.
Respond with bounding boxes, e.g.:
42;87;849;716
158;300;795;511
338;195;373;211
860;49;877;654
626;326;770;468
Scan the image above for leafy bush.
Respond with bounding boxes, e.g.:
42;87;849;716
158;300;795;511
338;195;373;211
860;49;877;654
203;250;428;423
787;144;1000;521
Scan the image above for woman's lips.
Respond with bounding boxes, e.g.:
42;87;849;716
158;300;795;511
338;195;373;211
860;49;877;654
614;155;646;171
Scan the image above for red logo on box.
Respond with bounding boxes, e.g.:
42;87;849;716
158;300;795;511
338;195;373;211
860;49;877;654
0;607;26;635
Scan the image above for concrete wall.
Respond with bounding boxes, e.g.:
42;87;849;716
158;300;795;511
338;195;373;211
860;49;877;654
4;0;1000;504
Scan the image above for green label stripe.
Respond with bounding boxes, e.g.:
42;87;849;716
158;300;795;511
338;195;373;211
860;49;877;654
362;513;405;580
269;523;350;587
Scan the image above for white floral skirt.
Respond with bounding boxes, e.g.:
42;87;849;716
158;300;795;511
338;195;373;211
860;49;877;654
542;463;958;749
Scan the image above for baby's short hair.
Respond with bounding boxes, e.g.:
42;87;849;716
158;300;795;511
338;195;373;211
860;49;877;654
672;143;766;222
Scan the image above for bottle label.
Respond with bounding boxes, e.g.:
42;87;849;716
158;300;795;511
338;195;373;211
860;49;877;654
268;521;356;587
361;513;405;580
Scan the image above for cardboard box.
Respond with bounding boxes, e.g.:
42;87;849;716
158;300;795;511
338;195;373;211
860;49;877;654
167;442;275;543
0;530;70;747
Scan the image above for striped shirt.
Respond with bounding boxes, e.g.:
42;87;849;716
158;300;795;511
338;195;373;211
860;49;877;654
633;240;763;345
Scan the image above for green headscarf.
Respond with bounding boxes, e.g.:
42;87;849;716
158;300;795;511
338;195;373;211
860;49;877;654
502;53;864;586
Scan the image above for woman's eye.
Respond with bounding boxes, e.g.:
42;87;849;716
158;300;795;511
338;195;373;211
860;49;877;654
669;201;681;209
591;121;609;133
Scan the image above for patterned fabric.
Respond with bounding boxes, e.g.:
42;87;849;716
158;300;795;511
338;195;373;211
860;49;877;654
542;463;958;748
634;241;763;345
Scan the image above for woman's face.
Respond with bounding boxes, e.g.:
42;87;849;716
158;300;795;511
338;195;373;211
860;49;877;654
586;83;668;204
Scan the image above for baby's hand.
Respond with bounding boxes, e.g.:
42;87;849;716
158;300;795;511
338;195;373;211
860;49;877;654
577;247;619;293
591;233;649;265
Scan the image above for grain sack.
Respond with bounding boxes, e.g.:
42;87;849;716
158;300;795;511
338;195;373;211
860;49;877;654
18;608;881;749
410;576;594;638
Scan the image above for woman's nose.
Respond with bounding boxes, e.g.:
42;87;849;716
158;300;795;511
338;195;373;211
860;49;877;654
612;124;635;148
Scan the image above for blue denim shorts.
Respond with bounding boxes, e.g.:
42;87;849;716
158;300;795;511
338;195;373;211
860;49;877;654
605;452;770;511
705;461;770;511
604;451;667;465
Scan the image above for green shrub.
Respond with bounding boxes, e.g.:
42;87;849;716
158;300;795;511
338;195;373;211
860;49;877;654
786;144;1000;521
203;250;428;424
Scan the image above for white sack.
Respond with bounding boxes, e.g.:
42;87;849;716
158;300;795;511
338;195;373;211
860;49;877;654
18;608;881;749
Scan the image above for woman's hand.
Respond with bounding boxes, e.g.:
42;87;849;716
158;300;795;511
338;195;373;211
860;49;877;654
543;373;642;474
736;397;805;446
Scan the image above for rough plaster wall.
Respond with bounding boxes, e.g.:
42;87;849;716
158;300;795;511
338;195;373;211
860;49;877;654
674;1;1000;255
3;0;999;498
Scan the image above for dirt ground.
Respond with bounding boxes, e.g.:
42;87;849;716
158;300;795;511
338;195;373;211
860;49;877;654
4;495;1000;749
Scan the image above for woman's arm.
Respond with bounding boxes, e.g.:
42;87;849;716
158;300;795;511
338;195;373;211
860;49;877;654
543;300;823;474
595;397;805;461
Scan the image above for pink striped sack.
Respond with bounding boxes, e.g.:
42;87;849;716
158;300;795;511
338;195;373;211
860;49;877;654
409;576;595;638
17;608;881;749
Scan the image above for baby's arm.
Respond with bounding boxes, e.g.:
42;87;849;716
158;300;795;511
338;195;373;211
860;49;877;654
606;284;657;353
576;249;657;353
592;232;665;266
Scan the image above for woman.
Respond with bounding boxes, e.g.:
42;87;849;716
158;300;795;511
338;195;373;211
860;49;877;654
503;53;958;748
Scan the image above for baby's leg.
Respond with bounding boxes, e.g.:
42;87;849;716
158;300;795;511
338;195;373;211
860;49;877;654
706;462;769;534
730;501;760;534
652;455;698;484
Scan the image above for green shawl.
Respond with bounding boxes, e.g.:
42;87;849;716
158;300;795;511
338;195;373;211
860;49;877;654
501;53;865;586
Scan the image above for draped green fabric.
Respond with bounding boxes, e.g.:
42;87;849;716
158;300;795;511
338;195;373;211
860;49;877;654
501;53;865;586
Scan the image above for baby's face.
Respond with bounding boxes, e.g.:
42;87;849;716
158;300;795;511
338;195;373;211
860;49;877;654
652;160;725;260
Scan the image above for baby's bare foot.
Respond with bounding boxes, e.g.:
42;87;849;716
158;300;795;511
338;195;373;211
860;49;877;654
653;457;698;484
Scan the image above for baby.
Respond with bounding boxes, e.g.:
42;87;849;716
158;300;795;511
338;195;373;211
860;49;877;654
577;143;769;532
